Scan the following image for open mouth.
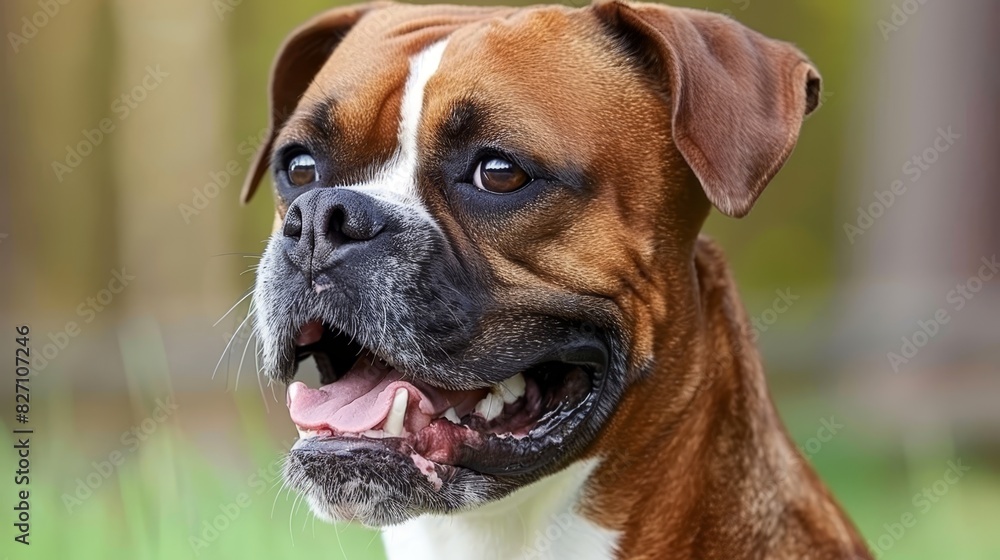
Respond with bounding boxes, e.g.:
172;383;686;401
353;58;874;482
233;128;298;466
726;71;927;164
285;320;604;486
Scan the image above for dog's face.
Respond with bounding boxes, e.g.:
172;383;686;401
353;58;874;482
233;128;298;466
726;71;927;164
244;1;819;526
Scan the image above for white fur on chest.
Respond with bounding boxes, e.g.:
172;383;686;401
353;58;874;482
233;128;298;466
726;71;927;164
381;459;620;560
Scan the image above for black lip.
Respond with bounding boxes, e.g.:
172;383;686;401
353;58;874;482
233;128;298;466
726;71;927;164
295;434;422;461
454;351;607;476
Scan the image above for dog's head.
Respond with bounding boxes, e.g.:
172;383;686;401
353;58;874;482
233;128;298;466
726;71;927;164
243;0;819;526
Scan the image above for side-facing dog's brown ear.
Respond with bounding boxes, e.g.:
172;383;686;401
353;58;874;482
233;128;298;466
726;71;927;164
592;0;821;217
240;2;387;204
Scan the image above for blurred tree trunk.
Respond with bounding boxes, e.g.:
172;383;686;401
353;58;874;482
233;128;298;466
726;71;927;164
110;0;233;320
4;0;116;314
838;0;1000;440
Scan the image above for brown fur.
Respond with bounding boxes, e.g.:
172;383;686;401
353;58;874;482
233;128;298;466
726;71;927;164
581;237;870;559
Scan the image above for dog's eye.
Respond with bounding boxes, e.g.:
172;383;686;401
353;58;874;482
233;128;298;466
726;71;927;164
287;153;317;187
472;157;530;193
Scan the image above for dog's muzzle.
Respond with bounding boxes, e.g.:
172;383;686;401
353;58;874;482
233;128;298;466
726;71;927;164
250;184;623;526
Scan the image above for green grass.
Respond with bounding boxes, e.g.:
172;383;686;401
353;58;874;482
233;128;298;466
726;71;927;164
1;417;386;560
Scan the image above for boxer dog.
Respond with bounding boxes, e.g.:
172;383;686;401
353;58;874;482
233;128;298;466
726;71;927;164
241;1;871;558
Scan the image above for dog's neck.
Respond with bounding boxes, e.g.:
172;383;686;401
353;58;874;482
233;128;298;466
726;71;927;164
577;238;862;558
381;458;620;560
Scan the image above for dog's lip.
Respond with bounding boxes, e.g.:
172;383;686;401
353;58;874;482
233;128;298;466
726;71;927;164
290;435;460;490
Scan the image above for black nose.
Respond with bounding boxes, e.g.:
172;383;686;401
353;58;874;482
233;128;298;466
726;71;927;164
282;189;386;276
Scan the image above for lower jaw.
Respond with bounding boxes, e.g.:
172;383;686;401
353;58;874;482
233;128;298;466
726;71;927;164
289;435;460;495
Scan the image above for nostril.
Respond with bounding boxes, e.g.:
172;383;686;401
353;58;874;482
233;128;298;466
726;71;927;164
328;206;346;237
283;206;303;240
326;205;350;246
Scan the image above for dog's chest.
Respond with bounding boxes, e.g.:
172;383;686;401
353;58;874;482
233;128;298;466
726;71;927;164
381;459;620;560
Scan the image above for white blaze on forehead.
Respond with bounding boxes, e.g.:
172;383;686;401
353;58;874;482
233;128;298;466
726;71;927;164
343;39;449;219
398;40;448;169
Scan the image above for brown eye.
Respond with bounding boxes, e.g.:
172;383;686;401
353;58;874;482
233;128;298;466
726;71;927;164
287;153;317;187
473;157;530;193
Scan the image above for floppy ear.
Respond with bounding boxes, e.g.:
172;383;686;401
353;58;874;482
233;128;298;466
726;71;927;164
593;0;821;217
240;2;386;204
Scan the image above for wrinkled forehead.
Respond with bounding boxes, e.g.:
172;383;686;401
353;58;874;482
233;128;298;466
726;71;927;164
277;5;516;175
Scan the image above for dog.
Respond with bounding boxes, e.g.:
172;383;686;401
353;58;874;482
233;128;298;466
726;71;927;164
240;1;871;558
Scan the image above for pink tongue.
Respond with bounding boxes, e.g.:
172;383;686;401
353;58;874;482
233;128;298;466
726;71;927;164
286;356;484;434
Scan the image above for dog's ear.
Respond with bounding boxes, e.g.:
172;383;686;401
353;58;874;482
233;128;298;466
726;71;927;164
592;0;821;217
240;2;386;204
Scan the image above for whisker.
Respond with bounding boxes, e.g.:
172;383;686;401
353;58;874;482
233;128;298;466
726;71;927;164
288;490;302;547
214;290;253;328
210;252;262;258
235;316;257;392
212;312;252;380
255;334;270;414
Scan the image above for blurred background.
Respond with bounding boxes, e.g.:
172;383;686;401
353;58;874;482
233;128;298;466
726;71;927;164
1;0;998;558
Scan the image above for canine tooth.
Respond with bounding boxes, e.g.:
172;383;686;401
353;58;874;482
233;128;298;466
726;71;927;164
496;373;526;404
384;388;408;437
474;392;504;422
443;407;461;424
362;429;385;439
287;381;306;408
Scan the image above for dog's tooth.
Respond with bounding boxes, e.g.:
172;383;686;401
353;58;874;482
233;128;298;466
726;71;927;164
287;381;306;408
384;388;408;437
362;429;385;439
443;407;461;424
474;392;504;422
497;373;526;404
